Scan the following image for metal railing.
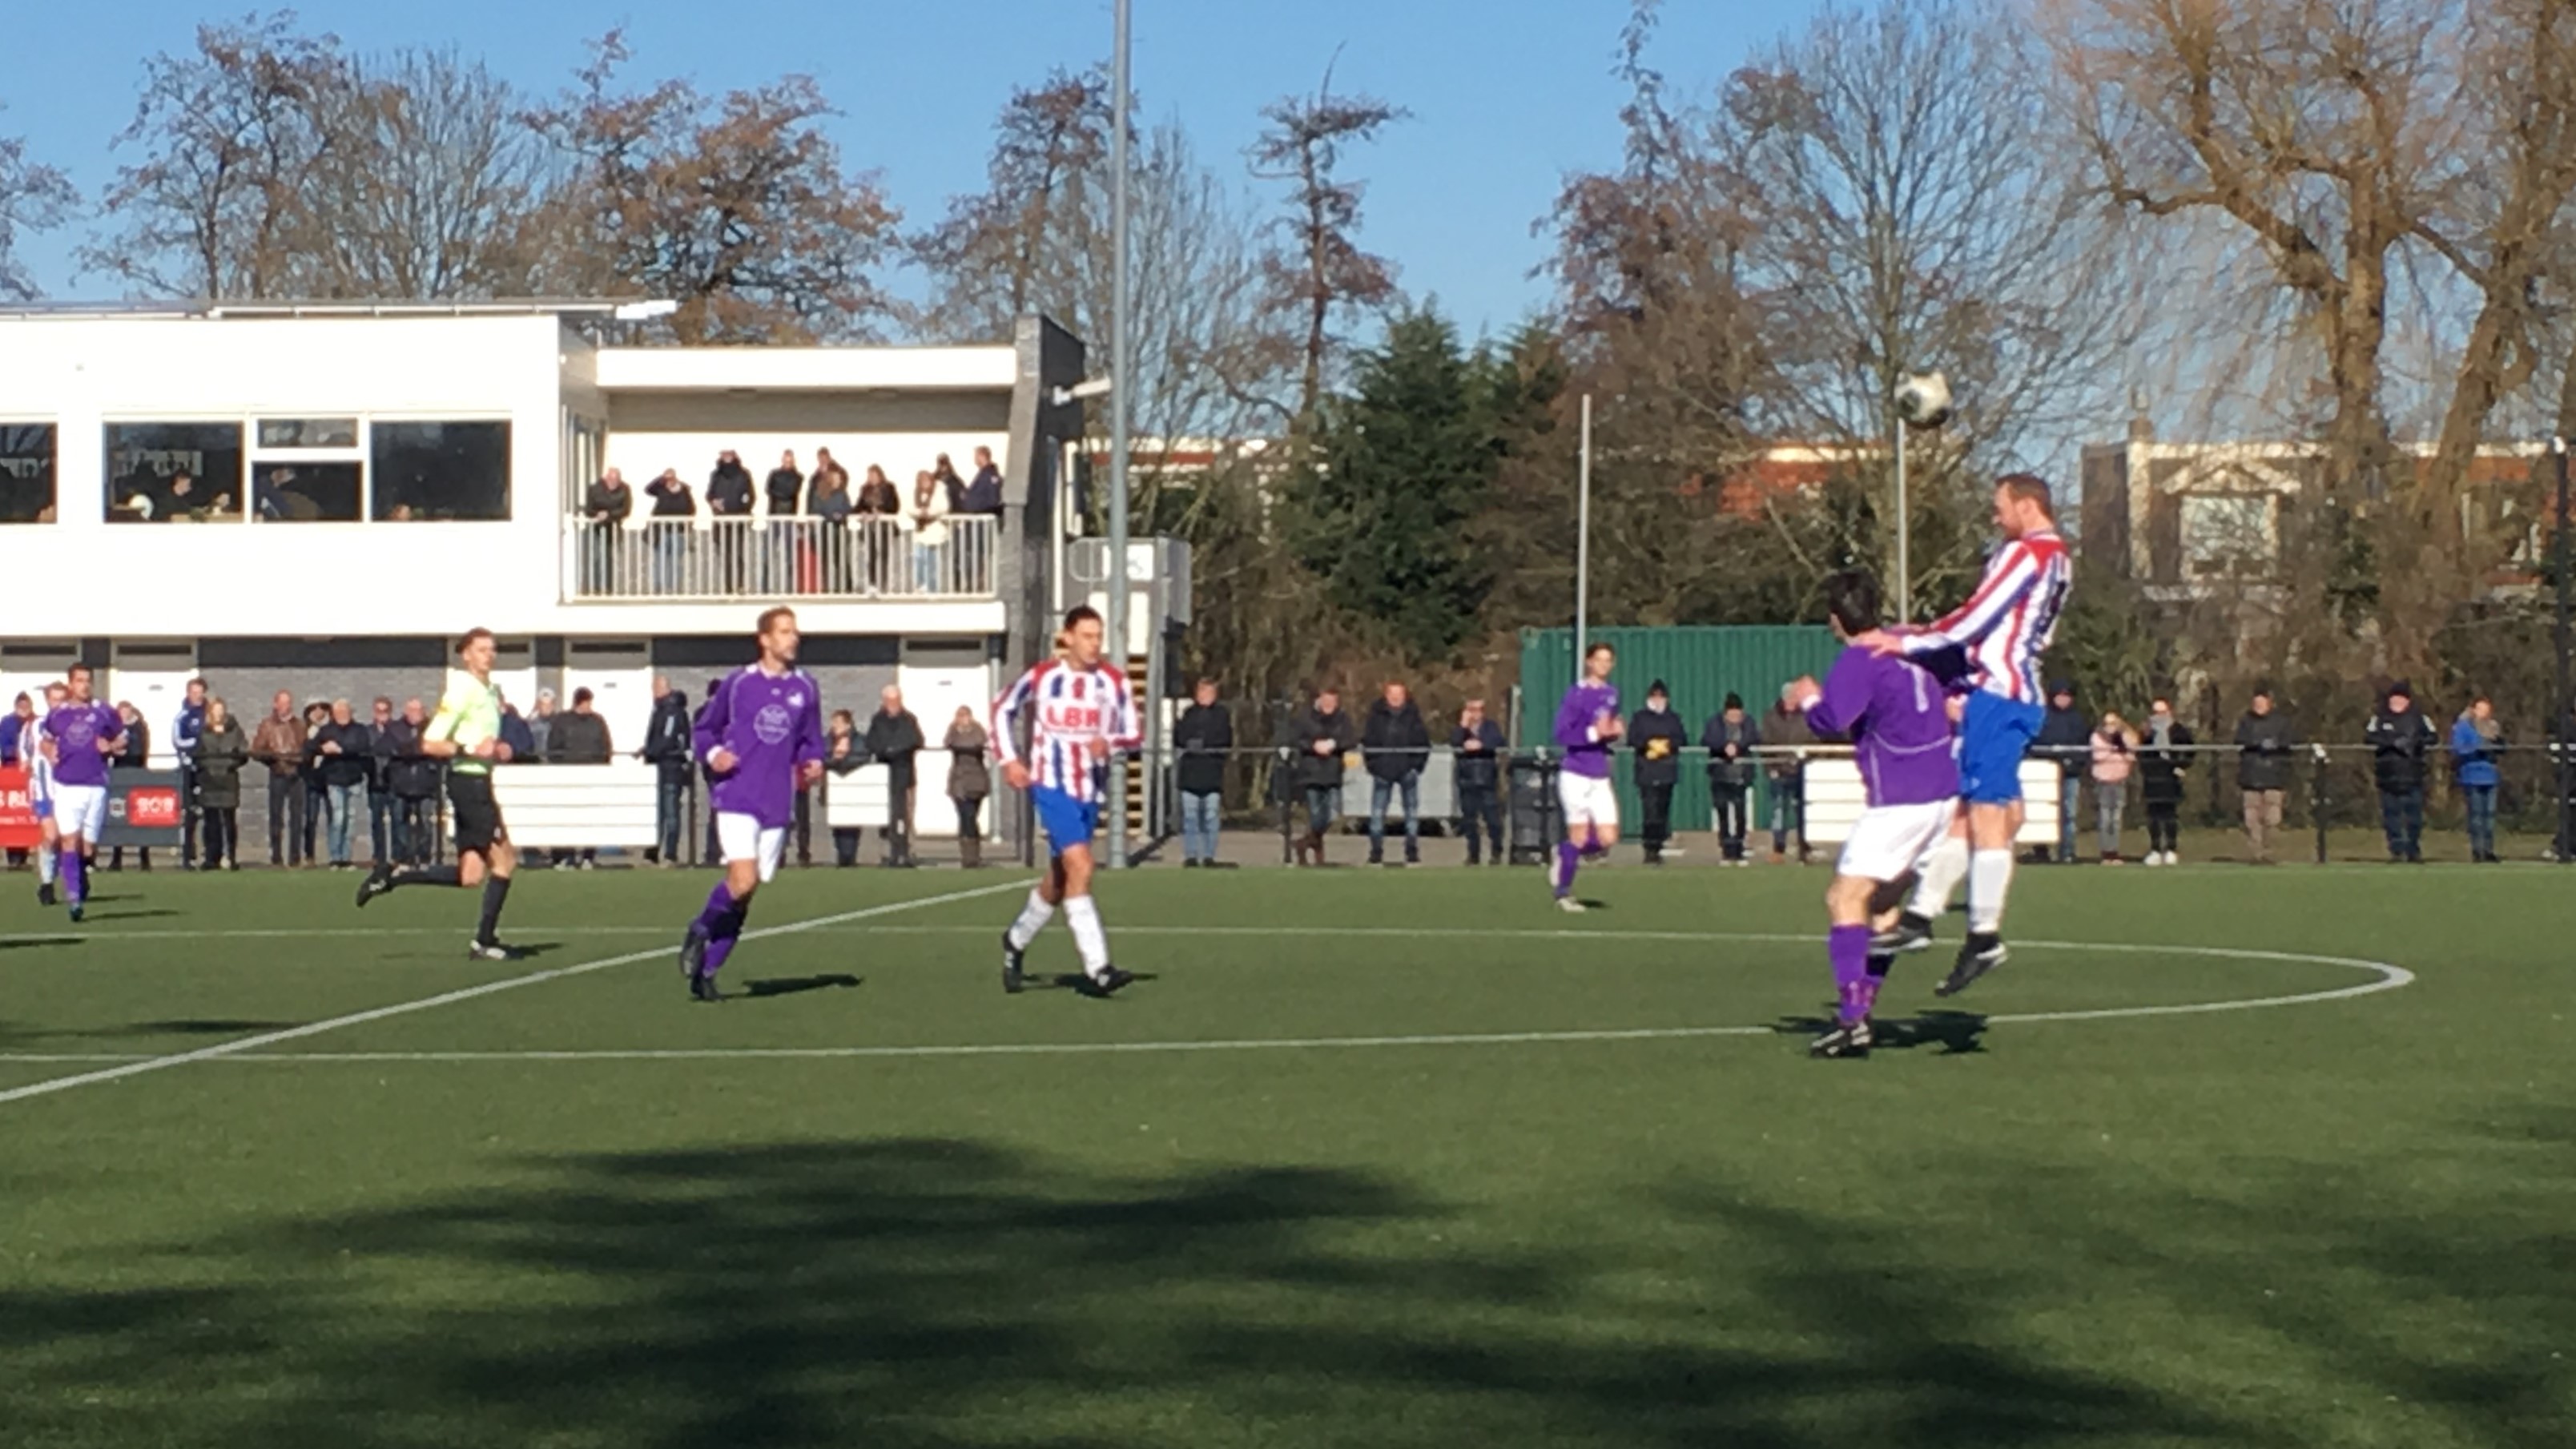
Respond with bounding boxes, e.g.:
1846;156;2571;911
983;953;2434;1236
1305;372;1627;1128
563;514;1000;602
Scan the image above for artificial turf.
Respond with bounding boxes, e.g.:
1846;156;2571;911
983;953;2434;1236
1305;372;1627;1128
1;856;2569;1448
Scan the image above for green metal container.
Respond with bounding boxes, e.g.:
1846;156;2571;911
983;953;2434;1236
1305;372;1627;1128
1515;626;1842;832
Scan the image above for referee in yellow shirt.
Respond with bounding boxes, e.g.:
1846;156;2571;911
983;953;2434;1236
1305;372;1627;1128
354;628;526;959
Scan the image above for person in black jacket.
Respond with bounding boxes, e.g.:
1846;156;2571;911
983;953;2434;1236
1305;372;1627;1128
864;685;925;867
2365;680;2433;862
2034;681;2091;863
640;675;694;865
2233;686;2294;864
381;698;440;867
2136;697;2195;866
1361;681;1431;866
646;469;695;594
1452;697;1507;866
707;450;755;592
764;451;806;591
363;697;398;867
312;699;373;871
1628;680;1688;865
1701;692;1760;864
1288;686;1357;867
1173;678;1232;867
583;468;632;595
107;702;153;871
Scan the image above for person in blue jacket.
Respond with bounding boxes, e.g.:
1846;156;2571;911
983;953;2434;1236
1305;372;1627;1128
2450;695;2502;863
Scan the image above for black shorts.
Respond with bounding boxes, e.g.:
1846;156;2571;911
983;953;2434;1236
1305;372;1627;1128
447;772;505;855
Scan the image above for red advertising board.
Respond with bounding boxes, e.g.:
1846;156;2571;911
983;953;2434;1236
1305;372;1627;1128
0;766;36;851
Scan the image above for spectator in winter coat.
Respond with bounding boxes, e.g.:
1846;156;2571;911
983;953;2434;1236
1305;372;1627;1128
707;451;756;591
1361;681;1431;866
823;710;866;867
173;678;208;870
1761;683;1817;864
2034;681;2091;863
1174;678;1232;867
1627;680;1688;865
311;699;372;871
528;690;557;761
1290;687;1358;867
2091;711;2138;863
251;691;309;867
2449;695;2503;863
2137;697;2194;866
381;698;439;867
2365;682;2433;863
946;706;992;868
194;698;249;871
1700;693;1760;864
584;468;632;595
107;702;154;871
766;452;807;591
548;688;616;867
641;676;694;865
363;697;397;867
960;445;1005;514
498;697;538;764
299;700;332;865
645;469;695;594
2234;687;2295;864
1452;698;1507;866
865;686;925;867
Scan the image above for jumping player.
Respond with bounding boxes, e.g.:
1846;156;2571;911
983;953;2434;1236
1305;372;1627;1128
1551;642;1623;912
1862;473;2071;994
678;607;826;1002
354;629;527;960
993;605;1141;996
1791;573;1959;1058
42;666;126;924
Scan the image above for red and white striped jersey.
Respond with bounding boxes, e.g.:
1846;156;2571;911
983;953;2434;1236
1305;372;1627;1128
992;659;1142;802
1901;530;2072;704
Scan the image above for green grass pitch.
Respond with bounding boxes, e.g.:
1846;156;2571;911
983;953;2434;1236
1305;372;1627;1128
2;857;2570;1447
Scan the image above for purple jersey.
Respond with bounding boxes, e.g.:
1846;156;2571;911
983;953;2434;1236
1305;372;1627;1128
1806;646;1958;807
44;703;123;788
694;665;826;828
1553;680;1622;780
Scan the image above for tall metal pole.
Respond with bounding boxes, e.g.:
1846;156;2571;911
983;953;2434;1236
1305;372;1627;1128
1576;393;1593;666
1894;413;1911;622
1105;0;1134;870
2555;435;2571;862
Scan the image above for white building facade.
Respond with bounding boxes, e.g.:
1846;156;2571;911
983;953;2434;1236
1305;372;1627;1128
0;304;1093;837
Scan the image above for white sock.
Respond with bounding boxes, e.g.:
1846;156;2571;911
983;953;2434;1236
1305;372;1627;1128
1906;836;1969;919
1968;849;2015;935
1005;886;1054;951
1064;895;1111;976
36;845;56;886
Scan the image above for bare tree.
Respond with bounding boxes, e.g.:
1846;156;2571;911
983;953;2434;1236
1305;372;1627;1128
0;104;74;301
1250;64;1407;430
912;70;1110;335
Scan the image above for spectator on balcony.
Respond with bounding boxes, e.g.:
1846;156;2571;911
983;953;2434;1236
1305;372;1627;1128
642;675;693;866
312;698;372;871
2366;681;2432;863
251;692;308;868
1453;697;1506;866
2091;710;2136;863
856;464;901;516
2138;697;2193;867
106;701;151;871
960;445;1004;514
1362;680;1430;867
766;451;806;592
2035;680;2089;863
866;686;924;867
811;465;854;593
2234;686;2293;864
811;447;849;505
299;700;332;866
1701;692;1759;865
364;697;397;866
1628;680;1686;866
707;451;755;592
383;697;438;867
825;709;865;867
2451;694;2502;863
1764;682;1817;864
583;468;632;595
947;704;992;869
549;687;615;868
646;468;694;594
195;698;247;871
908;469;952;594
856;465;902;594
1290;686;1356;867
1175;678;1232;867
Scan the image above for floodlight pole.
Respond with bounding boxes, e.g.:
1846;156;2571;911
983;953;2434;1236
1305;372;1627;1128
1894;405;1912;622
2555;435;2572;863
1105;0;1133;870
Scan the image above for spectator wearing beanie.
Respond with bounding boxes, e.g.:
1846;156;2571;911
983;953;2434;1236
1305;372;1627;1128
2365;681;2433;863
1627;680;1687;865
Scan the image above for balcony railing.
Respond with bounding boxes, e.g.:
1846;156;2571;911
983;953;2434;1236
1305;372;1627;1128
565;514;999;602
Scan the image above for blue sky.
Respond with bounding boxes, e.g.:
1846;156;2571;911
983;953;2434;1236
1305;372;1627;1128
5;0;1823;337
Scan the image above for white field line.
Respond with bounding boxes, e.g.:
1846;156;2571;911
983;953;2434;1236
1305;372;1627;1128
0;878;1033;1107
0;935;2413;1068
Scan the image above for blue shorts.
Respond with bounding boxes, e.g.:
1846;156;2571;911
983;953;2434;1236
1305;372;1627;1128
1958;692;2045;805
1032;788;1101;857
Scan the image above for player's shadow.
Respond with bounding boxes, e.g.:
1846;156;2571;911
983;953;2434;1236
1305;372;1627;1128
1773;1009;1989;1055
1040;971;1164;996
103;1019;303;1036
0;936;83;951
742;974;863;999
79;908;183;922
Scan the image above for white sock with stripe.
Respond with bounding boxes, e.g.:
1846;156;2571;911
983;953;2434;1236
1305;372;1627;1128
1006;886;1054;952
36;845;55;886
1968;849;2015;935
1065;895;1112;977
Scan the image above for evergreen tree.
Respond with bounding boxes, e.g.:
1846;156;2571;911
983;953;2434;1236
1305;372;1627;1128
1290;308;1499;662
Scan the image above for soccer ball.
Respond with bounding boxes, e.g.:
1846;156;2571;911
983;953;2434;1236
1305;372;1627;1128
1894;371;1954;429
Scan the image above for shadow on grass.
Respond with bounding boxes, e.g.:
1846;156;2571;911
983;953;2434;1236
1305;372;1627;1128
0;1137;2283;1449
0;937;83;951
1771;1010;1990;1055
741;974;862;999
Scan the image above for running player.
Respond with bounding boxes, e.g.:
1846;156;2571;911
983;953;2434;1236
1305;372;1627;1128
1790;573;1959;1058
993;605;1141;996
353;629;527;960
28;681;65;907
1550;642;1622;912
1862;473;2071;994
678;607;826;1002
42;667;126;924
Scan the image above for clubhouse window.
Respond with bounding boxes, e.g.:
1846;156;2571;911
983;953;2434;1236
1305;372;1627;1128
0;423;54;522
